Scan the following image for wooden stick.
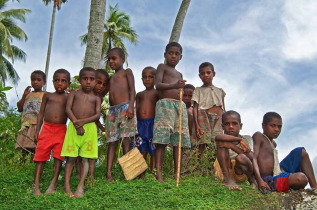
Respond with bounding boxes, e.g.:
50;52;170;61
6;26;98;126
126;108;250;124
176;88;183;187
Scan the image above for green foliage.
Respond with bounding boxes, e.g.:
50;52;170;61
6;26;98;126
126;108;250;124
0;81;12;113
69;76;80;90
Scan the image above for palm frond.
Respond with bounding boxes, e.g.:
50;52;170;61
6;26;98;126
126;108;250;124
2;8;31;23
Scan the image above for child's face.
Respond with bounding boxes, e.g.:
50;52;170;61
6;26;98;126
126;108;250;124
78;71;96;93
53;73;69;93
164;46;182;67
94;74;108;94
262;117;282;139
108;51;124;70
183;88;193;107
142;69;155;89
31;74;45;91
199;66;215;86
222;114;242;137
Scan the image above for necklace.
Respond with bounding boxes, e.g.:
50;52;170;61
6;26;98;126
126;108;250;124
262;133;273;143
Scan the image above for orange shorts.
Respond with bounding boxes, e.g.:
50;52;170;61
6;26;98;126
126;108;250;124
34;122;66;162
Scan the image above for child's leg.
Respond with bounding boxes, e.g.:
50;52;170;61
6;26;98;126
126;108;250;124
300;148;317;188
150;154;155;174
235;153;257;189
216;146;242;190
33;161;45;196
88;159;96;182
45;158;62;194
122;137;131;154
64;157;76;196
139;152;148;180
288;172;308;190
106;141;119;183
75;157;82;179
198;144;206;159
155;144;166;183
74;158;89;198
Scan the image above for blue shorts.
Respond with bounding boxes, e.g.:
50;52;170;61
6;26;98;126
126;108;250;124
131;117;155;156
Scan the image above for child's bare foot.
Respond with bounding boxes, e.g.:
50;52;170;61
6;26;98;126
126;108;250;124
140;173;145;180
64;188;73;197
33;184;42;196
156;173;164;183
107;176;114;183
249;177;258;189
45;183;57;194
224;180;242;191
73;186;84;198
88;175;95;183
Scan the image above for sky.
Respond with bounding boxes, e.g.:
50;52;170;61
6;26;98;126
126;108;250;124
5;0;317;170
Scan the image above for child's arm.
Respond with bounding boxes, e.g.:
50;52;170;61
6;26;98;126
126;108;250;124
35;93;48;142
65;91;77;123
215;134;251;153
193;102;203;138
252;132;271;190
155;64;186;90
216;141;245;154
17;86;32;112
126;68;136;119
95;120;105;132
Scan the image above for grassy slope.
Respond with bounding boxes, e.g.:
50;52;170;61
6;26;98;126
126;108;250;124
0;161;280;209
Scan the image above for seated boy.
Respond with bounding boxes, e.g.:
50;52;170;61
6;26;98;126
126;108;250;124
214;110;257;190
61;67;101;197
33;69;70;196
153;42;191;183
105;48;136;183
253;112;317;193
132;66;159;179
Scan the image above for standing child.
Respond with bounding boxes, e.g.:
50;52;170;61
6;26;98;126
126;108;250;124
16;70;46;163
153;42;191;183
182;84;195;137
33;69;70;196
132;66;159;179
192;62;226;158
253;112;317;193
106;48;136;183
61;67;101;198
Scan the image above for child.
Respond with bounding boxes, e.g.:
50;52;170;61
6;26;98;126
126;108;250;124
214;110;257;191
183;84;195;137
106;48;136;183
253;112;317;193
192;62;225;158
33;69;70;196
153;42;191;183
61;67;101;198
16;70;46;163
132;66;159;179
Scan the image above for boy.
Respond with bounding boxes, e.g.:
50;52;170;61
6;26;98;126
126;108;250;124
253;112;317;193
33;69;70;196
61;67;101;198
215;110;257;191
106;48;136;183
192;62;225;159
182;84;195;137
153;42;191;183
133;66;159;179
16;70;46;163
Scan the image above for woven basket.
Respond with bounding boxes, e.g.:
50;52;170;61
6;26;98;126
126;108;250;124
118;147;148;180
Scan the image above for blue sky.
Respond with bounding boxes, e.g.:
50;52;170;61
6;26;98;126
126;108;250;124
5;0;317;169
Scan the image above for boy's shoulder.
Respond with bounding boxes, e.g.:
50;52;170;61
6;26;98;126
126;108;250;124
252;131;265;142
157;63;176;71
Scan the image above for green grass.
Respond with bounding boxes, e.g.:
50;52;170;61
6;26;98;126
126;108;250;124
0;160;280;209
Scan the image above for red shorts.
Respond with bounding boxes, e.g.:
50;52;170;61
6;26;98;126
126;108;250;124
34;122;66;162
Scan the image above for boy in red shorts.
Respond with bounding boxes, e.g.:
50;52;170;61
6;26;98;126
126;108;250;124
33;69;71;196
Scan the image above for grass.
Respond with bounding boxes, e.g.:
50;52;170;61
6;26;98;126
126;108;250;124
0;157;281;209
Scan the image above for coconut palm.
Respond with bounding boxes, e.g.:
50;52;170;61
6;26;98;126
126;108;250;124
42;0;67;90
0;0;30;85
169;0;191;43
81;3;138;69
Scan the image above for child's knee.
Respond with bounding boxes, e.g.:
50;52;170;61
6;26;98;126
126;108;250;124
301;148;309;159
235;154;248;164
289;173;308;189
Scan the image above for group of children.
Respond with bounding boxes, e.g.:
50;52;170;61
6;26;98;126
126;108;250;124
15;42;316;198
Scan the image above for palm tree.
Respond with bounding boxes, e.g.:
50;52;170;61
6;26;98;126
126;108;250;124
42;0;67;90
0;0;30;85
169;0;191;43
81;3;138;69
83;0;107;69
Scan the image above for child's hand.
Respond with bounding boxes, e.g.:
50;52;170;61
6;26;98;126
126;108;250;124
76;127;85;136
101;126;105;132
240;139;251;153
73;119;85;129
196;126;204;139
173;80;186;89
127;105;134;119
34;131;39;142
23;86;32;97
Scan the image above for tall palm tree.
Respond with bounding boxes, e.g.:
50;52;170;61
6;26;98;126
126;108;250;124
169;0;191;43
81;3;138;69
83;0;107;69
42;0;67;90
0;0;30;85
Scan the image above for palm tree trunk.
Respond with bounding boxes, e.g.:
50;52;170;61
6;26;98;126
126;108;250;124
169;0;191;43
44;4;56;91
105;36;111;70
83;0;107;69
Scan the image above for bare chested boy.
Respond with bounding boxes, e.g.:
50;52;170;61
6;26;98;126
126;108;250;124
253;112;317;193
33;69;70;196
132;66;159;179
153;42;191;183
105;48;136;183
215;110;257;191
61;67;101;198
